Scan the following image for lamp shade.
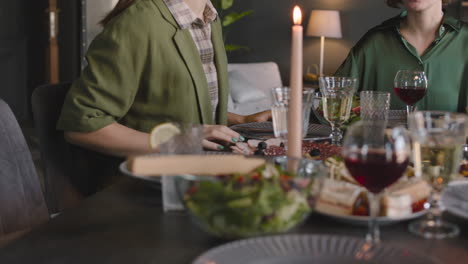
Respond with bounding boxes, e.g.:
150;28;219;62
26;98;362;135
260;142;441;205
306;10;342;38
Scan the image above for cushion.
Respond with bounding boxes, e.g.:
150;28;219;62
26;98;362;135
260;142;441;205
227;62;283;115
228;70;267;104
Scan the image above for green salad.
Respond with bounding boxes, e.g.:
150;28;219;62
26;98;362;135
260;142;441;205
183;164;314;238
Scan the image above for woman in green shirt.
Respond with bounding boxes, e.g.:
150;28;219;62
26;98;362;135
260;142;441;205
57;0;270;157
336;0;467;112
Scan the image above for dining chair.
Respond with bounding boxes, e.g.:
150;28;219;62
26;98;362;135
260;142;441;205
0;99;49;247
31;83;123;214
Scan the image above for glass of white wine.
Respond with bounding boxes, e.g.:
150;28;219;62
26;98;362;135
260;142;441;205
319;76;358;145
408;111;468;239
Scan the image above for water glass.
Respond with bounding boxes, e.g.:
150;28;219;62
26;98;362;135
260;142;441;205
159;124;203;154
159;123;203;212
271;87;315;139
319;76;358;145
408;111;467;239
359;91;390;121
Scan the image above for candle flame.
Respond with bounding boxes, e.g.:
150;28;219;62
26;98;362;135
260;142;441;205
293;6;302;25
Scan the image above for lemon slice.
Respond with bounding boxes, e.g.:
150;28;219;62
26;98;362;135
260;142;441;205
149;123;181;149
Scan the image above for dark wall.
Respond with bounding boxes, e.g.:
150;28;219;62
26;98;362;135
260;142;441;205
0;0;29;119
27;0;48;114
0;0;81;121
58;1;82;83
226;0;461;84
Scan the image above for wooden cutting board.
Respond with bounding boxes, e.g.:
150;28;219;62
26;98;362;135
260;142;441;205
127;155;266;176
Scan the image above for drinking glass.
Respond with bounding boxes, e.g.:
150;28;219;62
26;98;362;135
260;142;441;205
159;123;203;154
319;76;358;145
393;70;428;118
271;87;315;140
159;123;203;211
359;91;390;121
408;111;467;239
342;121;411;244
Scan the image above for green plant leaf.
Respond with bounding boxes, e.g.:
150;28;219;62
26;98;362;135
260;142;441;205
225;44;250;52
222;10;253;27
212;0;221;10
221;0;234;10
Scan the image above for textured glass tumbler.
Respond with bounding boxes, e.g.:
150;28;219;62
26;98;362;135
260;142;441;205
360;91;390;121
271;87;315;138
159;124;203;155
159;123;203;212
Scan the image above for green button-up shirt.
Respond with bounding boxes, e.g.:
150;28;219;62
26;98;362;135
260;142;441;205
335;12;468;112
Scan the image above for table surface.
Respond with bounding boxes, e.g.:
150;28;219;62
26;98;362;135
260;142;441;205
0;178;467;264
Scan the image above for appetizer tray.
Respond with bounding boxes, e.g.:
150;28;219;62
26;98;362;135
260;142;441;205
315;209;427;226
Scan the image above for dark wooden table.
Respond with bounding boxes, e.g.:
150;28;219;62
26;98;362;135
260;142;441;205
0;178;467;264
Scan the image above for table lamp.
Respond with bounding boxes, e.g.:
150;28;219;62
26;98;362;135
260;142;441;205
306;10;342;76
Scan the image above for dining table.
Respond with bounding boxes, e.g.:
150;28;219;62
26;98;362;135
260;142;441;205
0;176;467;264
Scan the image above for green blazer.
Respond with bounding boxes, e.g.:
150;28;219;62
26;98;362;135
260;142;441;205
57;0;229;133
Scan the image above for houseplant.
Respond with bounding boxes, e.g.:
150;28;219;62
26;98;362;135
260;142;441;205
212;0;253;52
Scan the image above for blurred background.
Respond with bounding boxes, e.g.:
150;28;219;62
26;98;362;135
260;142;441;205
0;0;466;121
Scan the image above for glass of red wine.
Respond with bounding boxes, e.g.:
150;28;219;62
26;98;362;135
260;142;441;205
342;121;411;245
393;70;428;118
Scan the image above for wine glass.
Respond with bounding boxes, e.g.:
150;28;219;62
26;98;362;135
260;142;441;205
319;76;358;145
408;111;467;239
393;70;428;118
342;121;411;245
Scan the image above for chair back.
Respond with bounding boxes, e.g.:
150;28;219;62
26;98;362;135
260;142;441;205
31;83;122;213
0;99;48;242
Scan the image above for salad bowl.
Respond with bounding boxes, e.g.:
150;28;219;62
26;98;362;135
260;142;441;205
175;156;326;239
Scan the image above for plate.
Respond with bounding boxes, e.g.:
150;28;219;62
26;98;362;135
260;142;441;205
230;121;331;139
315;209;427;226
193;234;440;264
442;180;468;219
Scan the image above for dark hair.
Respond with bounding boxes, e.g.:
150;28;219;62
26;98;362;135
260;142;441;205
100;0;137;26
386;0;452;8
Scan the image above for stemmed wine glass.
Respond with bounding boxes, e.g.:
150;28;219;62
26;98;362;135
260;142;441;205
408;111;467;239
319;76;358;145
393;70;428;118
342;121;411;245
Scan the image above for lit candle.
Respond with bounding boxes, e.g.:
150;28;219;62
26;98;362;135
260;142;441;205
287;5;303;159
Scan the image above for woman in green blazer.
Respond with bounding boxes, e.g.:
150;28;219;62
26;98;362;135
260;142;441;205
57;0;268;157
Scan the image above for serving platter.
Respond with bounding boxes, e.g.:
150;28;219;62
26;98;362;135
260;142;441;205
315;209;427;226
230;121;331;140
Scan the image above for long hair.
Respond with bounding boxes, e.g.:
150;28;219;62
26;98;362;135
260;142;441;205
100;0;137;26
386;0;452;8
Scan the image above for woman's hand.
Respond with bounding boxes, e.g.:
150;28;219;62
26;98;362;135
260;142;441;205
202;125;245;151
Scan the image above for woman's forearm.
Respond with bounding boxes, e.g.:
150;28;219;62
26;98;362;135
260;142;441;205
64;123;155;157
227;112;246;125
228;110;272;125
